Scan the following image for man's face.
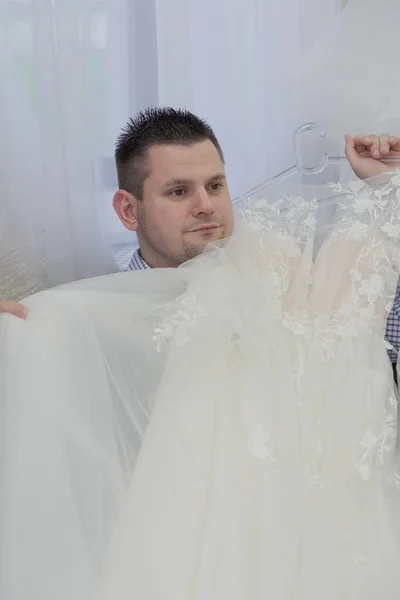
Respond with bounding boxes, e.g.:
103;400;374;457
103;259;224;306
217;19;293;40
132;141;234;267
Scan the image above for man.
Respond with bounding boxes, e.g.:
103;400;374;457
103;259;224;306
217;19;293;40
112;108;234;270
2;108;400;371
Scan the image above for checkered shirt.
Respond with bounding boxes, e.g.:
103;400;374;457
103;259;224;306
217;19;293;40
126;249;150;272
386;281;400;363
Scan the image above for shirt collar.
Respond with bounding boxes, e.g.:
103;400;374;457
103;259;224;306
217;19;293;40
126;248;150;271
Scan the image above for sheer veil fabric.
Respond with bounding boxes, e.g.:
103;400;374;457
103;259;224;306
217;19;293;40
1;173;400;599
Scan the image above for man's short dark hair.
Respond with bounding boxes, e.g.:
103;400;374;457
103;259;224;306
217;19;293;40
115;107;224;199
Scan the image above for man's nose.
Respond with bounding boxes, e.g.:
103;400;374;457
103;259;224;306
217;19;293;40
193;188;215;214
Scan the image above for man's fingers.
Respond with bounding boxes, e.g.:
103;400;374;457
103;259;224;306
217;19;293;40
353;133;400;159
368;135;380;158
353;134;380;157
345;134;360;164
353;135;372;149
0;299;26;318
346;133;400;179
389;136;400;152
379;133;390;157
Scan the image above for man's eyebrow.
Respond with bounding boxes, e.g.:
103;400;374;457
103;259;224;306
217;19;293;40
163;178;193;188
163;174;226;188
206;174;227;183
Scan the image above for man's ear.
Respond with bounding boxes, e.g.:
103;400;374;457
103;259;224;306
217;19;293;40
113;190;139;231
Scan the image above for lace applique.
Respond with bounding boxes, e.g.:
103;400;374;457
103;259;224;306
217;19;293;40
154;175;400;355
153;291;208;352
241;194;318;239
358;274;385;303
347;221;369;241
353;196;375;214
355;407;397;482
354;369;398;482
356;429;380;482
248;424;276;464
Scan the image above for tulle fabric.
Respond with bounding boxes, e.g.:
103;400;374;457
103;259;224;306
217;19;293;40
0;197;44;301
1;174;400;599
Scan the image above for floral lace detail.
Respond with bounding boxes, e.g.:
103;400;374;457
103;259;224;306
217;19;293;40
240;194;318;240
285;177;400;352
154;174;400;353
153;291;208;352
248;424;276;464
152;174;400;474
355;393;397;482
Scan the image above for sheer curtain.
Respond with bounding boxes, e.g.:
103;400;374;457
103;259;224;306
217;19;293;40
0;0;339;286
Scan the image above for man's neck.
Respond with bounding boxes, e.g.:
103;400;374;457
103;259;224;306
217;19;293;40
138;246;180;269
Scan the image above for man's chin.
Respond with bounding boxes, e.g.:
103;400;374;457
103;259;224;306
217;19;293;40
182;232;227;261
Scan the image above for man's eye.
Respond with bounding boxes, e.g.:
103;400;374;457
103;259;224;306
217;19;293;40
210;183;223;191
170;189;186;197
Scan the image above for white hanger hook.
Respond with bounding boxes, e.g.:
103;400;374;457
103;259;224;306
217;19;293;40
294;123;328;175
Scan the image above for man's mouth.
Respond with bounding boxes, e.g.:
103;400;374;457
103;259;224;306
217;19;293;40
187;224;221;233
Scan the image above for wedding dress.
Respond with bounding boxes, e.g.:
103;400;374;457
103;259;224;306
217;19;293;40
1;173;400;600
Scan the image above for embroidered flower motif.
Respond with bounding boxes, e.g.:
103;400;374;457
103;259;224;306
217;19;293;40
248;425;275;461
374;189;389;204
254;198;268;209
385;301;393;313
353;196;374;213
270;199;284;212
303;214;317;230
381;221;400;238
356;464;371;482
347;221;369;241
349;269;362;282
381;412;397;447
339;319;360;340
290;196;309;211
248;220;266;234
175;328;190;346
348;180;365;194
153;293;208;351
283;311;310;336
313;315;331;330
358;274;385;303
360;429;378;451
358;303;376;321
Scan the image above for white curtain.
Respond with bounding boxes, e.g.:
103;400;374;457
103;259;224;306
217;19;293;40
0;0;339;286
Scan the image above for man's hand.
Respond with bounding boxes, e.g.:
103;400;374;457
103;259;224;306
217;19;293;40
345;133;400;180
0;298;26;319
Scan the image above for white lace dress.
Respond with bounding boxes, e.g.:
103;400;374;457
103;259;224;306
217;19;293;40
1;175;400;600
